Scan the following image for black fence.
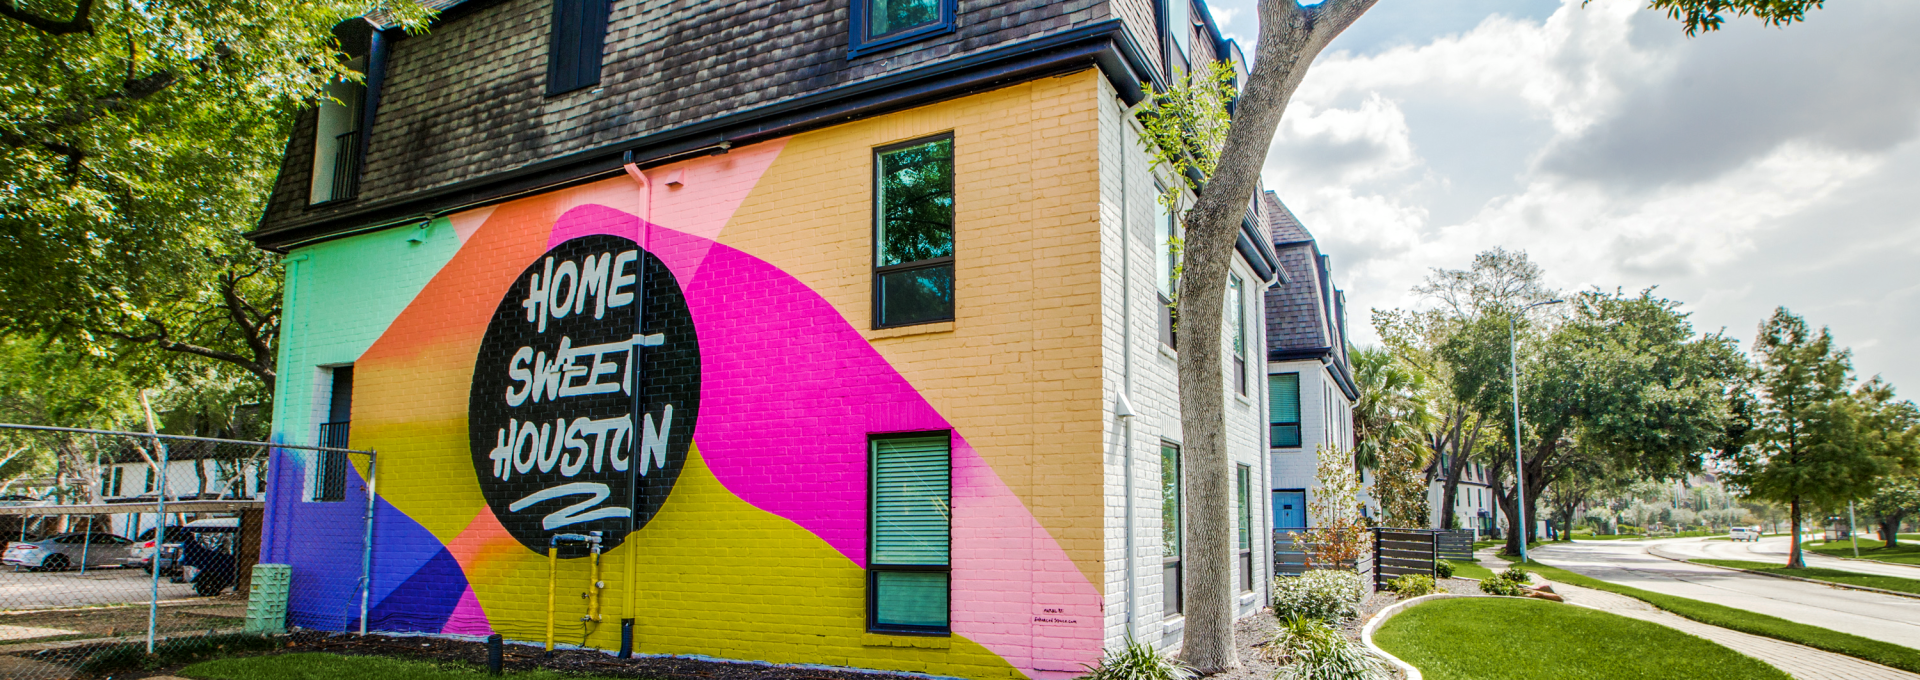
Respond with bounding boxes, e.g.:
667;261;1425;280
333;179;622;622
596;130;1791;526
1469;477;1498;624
1372;528;1440;590
1436;529;1474;561
1271;528;1375;584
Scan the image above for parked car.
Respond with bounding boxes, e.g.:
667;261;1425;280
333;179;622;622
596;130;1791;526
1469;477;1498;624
158;518;239;596
127;524;186;575
4;532;135;571
1729;527;1760;542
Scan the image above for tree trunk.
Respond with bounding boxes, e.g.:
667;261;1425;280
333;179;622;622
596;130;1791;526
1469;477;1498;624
1787;497;1805;569
1171;0;1376;671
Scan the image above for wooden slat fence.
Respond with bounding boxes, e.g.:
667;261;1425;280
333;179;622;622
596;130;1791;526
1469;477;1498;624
1435;530;1474;561
1372;528;1438;590
1271;528;1374;584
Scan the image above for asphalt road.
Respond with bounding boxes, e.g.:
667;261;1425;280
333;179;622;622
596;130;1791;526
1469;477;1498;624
1531;538;1920;650
1708;535;1920;580
0;565;196;611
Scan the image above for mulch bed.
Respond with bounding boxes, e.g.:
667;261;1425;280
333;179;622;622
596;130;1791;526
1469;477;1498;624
1207;577;1488;680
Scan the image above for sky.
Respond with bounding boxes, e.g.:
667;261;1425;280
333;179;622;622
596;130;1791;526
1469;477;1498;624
1204;0;1920;391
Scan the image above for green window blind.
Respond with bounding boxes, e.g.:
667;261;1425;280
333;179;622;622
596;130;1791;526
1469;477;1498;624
1270;373;1302;447
872;436;951;565
870;434;951;632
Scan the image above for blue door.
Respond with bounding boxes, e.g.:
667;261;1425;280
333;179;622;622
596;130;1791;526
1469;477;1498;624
1273;490;1306;531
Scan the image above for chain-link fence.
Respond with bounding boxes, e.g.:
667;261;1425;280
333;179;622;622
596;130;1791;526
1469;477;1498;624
0;424;373;679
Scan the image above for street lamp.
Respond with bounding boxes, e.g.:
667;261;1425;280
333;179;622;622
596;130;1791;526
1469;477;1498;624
1511;298;1563;564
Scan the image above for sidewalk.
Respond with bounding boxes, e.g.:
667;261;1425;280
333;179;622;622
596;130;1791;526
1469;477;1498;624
1474;548;1920;680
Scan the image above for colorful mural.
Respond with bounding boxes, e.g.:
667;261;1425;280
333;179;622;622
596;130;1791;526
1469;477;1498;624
263;72;1109;680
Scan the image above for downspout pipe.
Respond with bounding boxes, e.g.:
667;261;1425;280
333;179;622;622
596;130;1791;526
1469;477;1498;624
1116;98;1138;642
617;155;650;659
360;450;377;636
353;23;391;193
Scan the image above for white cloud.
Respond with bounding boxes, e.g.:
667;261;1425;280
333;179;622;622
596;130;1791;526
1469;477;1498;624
1254;0;1920;387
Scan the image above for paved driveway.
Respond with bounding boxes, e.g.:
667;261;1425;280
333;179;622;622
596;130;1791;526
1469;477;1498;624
1534;539;1920;650
0;566;196;611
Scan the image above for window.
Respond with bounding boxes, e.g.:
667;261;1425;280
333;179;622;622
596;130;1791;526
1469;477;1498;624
873;136;955;328
546;0;611;95
1270;373;1301;447
101;467;123;498
1154;186;1178;348
1161;442;1182;617
869;433;951;634
316;365;353;502
1164;0;1192;76
849;0;955;57
309;58;367;204
1237;464;1253;592
1229;274;1246;395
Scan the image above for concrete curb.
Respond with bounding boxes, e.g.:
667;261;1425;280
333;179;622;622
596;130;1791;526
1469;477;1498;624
1360;593;1450;680
1647;545;1920;601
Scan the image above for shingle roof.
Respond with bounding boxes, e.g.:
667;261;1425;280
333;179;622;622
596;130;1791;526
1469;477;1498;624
1261;191;1347;359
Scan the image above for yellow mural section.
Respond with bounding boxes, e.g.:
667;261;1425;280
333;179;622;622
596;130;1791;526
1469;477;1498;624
465;444;1022;678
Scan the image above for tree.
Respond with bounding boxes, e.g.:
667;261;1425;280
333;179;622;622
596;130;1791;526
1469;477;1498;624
1863;477;1919;548
1300;445;1370;569
1723;308;1885;568
1454;288;1743;556
0;0;430;396
1350;346;1432;527
1617;0;1826;36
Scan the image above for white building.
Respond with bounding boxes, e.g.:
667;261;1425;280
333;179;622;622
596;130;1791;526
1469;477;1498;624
1259;193;1361;530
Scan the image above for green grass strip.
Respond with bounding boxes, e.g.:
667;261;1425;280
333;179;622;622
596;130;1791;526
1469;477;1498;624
1806;538;1920;566
1690;559;1920;595
181;652;649;680
1447;559;1495;581
1500;556;1920;675
1374;597;1789;680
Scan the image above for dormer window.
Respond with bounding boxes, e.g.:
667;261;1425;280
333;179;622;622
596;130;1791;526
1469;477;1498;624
547;0;611;95
849;0;955;57
309;57;366;205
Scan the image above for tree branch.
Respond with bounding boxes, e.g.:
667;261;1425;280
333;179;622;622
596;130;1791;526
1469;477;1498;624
0;0;94;35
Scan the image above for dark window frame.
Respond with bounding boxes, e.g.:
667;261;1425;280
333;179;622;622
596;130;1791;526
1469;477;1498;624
1270;372;1302;448
866;430;954;636
872;133;957;330
1230;273;1246;395
545;0;612;96
1161;441;1183;618
1237;463;1253;593
848;0;957;58
315;365;354;503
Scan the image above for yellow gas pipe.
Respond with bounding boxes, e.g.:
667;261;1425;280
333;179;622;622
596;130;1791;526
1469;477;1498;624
544;533;602;655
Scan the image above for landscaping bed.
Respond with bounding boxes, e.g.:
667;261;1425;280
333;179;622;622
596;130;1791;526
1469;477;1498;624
1690;558;1920;595
1372;597;1789;680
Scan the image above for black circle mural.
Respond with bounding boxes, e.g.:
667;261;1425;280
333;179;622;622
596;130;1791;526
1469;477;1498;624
468;234;699;556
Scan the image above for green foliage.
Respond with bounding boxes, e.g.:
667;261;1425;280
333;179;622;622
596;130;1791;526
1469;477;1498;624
1081;638;1197;680
1267;615;1389;680
1478;566;1532;596
1302;446;1370;567
1373;597;1791;680
1135;60;1236;202
0;0;433;394
78;633;279;674
1614;0;1826;36
1433;560;1455;579
1272;569;1366;622
1352;345;1434;527
1505;558;1920;675
1385;574;1437;598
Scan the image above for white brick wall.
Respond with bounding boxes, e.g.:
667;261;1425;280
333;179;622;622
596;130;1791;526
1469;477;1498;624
1097;79;1270;652
1266;359;1361;523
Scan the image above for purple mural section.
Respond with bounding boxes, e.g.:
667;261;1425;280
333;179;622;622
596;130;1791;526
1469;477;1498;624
262;448;469;633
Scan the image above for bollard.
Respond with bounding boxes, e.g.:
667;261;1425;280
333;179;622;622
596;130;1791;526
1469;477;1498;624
487;634;503;675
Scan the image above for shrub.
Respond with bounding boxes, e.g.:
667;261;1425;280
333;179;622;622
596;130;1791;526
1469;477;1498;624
1433;560;1455;579
1081;637;1196;680
1479;576;1526;597
1478;566;1533;597
1385;574;1436;598
1273;569;1366;622
1267;615;1391;680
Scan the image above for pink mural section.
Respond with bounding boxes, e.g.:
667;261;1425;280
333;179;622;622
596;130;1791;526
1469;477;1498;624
548;204;1104;675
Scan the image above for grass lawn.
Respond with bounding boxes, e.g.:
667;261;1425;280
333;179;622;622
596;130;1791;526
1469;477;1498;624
181;652;640;680
1807;538;1920;566
1373;597;1788;680
1690;559;1920;595
1447;559;1495;580
1497;555;1920;675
